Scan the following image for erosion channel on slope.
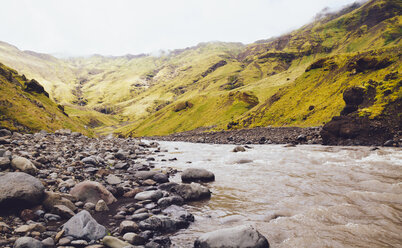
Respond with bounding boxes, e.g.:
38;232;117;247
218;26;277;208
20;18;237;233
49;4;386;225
154;141;402;247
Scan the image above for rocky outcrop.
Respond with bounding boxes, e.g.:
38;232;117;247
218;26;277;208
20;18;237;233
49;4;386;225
24;79;49;97
0;172;45;211
321;86;400;146
194;225;270;248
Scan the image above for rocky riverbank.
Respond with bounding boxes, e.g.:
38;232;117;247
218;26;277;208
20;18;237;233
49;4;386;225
0;129;265;248
146;127;322;145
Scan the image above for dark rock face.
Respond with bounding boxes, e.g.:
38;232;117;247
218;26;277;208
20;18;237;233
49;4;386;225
194;225;269;248
321;116;392;146
63;210;107;241
0;172;45;211
343;87;365;106
321;86;399;146
181;168;215;183
24;79;49;97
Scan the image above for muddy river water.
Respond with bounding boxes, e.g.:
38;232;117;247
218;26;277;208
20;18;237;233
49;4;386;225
154;141;402;248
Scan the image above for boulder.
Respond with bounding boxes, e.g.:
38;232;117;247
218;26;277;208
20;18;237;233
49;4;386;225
0;172;45;210
123;232;146;245
105;174;121;185
119;220;139;234
0;129;12;137
95;199;109;212
232;146;246;152
11;156;38;175
157;196;184;208
139;215;189;233
13;237;44;248
134;171;168;183
173;183;211;201
42;191;77;212
63;210;107;241
0;157;10;170
194;225;269;248
70;181;117;204
181;168;215;183
134;190;163;201
102;236;130;248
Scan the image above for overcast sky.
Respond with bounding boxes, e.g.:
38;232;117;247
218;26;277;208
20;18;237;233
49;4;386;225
0;0;359;56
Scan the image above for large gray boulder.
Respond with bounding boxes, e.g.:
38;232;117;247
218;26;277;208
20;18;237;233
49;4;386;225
70;181;117;204
0;172;45;210
13;237;43;248
158;182;211;201
175;183;211;201
11;156;38;175
63;210;107;241
181;168;215;183
194;225;269;248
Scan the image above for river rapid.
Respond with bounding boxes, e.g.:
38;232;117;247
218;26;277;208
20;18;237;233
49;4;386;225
154;141;402;248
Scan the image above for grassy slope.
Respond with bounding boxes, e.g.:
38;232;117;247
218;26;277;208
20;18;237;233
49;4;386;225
0;0;400;136
0;63;91;135
118;0;401;136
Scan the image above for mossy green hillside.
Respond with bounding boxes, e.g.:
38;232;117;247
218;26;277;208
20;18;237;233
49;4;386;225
0;63;90;134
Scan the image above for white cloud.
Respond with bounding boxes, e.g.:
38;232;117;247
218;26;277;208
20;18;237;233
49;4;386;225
0;0;359;56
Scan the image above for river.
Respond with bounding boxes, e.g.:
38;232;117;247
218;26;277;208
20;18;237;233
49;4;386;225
153;141;402;248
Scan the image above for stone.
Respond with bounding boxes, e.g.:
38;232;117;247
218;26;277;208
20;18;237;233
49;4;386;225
106;174;122;185
84;202;96;211
164;182;211;201
0;172;45;210
134;171;168;183
70;181;117;204
42;191;77;212
384;140;394;147
0;157;10;170
232;146;246;152
44;213;61;221
134;190;163;201
15;223;46;233
63;210;107;241
102;236;131;248
194;225;269;248
41;237;55;247
11;156;38;174
82;157;98;165
123;232;146;245
58;237;71;246
13;237;43;248
52;204;75;218
20;209;36;221
130;213;150;221
181;168;215;183
119;220;139;234
0;129;11;137
71;239;88;246
139;215;188;233
123;188;142;198
95;199;109;212
157;196;184;208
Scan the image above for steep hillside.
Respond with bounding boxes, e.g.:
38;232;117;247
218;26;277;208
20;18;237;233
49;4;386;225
0;0;400;137
0;63;90;134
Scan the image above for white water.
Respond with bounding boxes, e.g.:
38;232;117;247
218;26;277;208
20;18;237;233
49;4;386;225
154;142;402;248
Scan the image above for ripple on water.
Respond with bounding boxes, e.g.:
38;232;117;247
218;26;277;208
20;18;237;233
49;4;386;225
157;141;402;247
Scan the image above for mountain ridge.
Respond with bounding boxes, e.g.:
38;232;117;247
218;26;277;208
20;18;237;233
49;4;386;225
0;0;400;139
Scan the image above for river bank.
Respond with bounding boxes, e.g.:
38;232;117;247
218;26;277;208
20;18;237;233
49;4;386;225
0;129;218;248
145;127;322;145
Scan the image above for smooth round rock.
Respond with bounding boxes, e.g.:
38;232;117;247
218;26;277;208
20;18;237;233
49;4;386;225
194;225;269;248
0;172;45;210
181;168;215;183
